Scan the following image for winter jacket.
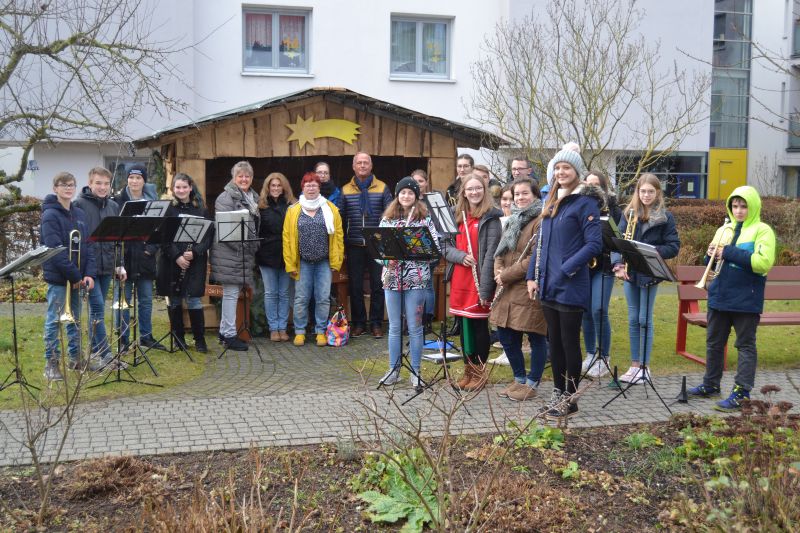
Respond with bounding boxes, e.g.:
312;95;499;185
210;181;260;287
490;218;547;335
155;201;213;298
40;194;96;285
611;206;680;288
255;196;290;269
72;186;120;276
116;185;160;280
445;207;503;302
337;175;393;246
526;186;603;311
707;186;776;314
282;200;344;280
378;216;441;291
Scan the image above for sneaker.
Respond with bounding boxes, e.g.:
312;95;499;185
545;393;579;421
44;358;64;381
140;335;168;351
379;368;401;386
223;336;248;351
537;388;563;415
714;385;750;412
410;373;423;389
587;358;610;379
508;384;537;402
194;337;208;353
581;352;597;373
628;367;650;385
316;333;327;347
618;366;638;383
687;383;721;398
293;334;306;346
489;351;510;366
497;381;524;398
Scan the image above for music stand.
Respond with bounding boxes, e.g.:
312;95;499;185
215;211;263;362
423;191;462;358
366;224;443;404
581;216;626;395
88;215;164;388
0;246;65;398
603;238;677;413
150;215;212;361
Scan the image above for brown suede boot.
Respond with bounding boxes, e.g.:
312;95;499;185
454;364;473;390
463;363;488;392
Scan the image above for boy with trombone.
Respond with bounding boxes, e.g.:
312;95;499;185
41;172;97;381
688;186;776;411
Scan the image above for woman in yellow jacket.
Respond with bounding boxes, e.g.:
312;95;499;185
282;172;344;346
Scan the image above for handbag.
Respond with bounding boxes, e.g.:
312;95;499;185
326;305;350;347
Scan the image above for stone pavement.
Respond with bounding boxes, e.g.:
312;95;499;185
1;333;799;467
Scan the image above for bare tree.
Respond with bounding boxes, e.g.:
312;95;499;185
0;0;188;217
467;0;709;188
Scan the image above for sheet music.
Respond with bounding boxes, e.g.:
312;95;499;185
215;209;251;243
142;200;171;217
174;217;212;244
424;192;458;234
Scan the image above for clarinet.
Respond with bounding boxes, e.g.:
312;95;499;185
491;232;536;310
532;221;543;301
462;210;481;295
173;244;193;295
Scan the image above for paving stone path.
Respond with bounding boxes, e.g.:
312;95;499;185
2;332;799;467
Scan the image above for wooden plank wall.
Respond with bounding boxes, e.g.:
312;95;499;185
163;96;459;193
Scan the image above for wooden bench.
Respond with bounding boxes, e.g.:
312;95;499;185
676;265;800;367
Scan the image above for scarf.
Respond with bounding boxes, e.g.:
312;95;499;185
299;194;335;234
320;180;335;198
494;199;543;258
239;186;259;216
356;175;374;217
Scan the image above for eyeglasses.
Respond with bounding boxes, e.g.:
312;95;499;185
639;189;657;196
511;167;530;173
465;186;484;193
316;171;330;176
304;182;320;188
57;183;76;189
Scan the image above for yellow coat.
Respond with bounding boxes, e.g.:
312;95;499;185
282;201;344;280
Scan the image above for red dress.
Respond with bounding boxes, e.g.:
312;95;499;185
449;214;491;319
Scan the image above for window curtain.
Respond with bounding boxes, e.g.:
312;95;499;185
279;15;305;67
391;21;416;72
246;14;271;49
422;22;447;74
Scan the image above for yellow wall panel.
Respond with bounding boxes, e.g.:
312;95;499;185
708;148;747;200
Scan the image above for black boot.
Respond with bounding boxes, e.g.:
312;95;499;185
169;306;187;350
447;318;461;337
188;309;208;353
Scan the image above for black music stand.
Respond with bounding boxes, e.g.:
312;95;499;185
215;214;263;362
423;192;462;361
149;216;212;361
0;246;65;398
367;225;442;404
602;238;677;414
88;215;164;388
581;216;626;395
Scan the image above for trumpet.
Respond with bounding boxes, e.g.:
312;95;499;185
59;230;81;323
623;209;638;274
695;219;734;290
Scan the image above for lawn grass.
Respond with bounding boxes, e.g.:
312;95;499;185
0;308;207;410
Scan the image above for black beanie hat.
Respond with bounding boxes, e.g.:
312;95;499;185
128;164;148;182
395;176;420;200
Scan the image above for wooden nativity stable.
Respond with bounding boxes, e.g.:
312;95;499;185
135;87;505;322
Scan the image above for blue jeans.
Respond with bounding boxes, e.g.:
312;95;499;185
115;278;154;342
259;265;291;331
293;259;332;335
496;326;547;385
623;282;658;365
88;274;112;357
581;271;615;358
385;288;425;372
44;284;81;361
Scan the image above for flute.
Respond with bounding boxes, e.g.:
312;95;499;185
462;210;481;295
491;232;536;310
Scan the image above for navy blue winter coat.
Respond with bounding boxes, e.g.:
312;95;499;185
116;184;160;280
526;186;603;311
611;208;680;287
72;186;120;276
40;194;97;285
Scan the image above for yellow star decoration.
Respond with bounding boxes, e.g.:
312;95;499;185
286;115;361;149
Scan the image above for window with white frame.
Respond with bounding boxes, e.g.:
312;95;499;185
242;8;309;72
390;16;451;79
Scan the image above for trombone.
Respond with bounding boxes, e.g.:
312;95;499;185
112;242;131;311
59;230;81;323
695;218;734;290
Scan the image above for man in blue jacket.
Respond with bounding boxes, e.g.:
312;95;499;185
337;152;393;338
41;172;98;381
